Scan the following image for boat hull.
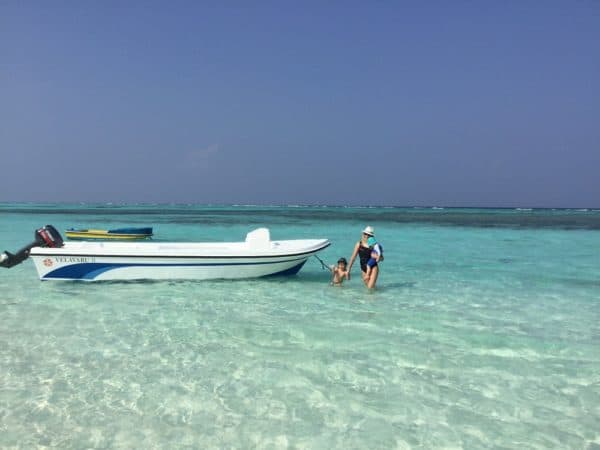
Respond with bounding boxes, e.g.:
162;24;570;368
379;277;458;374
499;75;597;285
29;239;330;281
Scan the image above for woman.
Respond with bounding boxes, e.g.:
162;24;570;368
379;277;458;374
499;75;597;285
348;225;379;289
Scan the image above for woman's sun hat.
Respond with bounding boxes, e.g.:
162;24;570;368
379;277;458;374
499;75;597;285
362;226;375;236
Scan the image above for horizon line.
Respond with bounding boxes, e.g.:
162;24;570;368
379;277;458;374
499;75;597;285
0;201;599;210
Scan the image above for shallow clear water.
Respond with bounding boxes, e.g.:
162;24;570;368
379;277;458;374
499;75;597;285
1;204;599;448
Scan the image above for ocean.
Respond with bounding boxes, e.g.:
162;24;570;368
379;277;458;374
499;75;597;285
1;203;599;448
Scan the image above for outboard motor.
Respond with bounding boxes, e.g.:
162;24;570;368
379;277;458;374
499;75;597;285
0;225;63;269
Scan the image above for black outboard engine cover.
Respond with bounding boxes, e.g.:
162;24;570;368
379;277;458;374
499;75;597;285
35;225;64;248
1;225;64;269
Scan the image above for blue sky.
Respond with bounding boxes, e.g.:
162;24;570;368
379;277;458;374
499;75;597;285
1;1;598;206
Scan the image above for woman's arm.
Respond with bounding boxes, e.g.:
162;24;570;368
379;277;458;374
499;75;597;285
347;242;360;279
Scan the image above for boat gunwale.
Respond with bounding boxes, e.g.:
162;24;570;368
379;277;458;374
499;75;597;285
30;241;331;260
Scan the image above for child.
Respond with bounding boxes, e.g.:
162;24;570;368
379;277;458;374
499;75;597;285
365;236;383;279
330;257;349;286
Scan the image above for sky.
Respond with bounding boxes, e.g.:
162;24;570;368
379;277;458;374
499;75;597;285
1;1;599;207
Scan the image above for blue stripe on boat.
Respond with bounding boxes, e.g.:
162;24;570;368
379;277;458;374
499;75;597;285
107;227;153;235
266;260;306;277
43;259;307;280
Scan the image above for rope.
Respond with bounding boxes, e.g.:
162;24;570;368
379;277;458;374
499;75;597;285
313;254;330;271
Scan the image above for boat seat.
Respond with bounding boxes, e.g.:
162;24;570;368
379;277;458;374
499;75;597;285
245;228;271;250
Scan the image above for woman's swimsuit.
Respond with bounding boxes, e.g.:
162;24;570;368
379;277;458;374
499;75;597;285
358;242;372;272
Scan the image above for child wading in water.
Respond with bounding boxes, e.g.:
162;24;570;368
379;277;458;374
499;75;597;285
330;257;349;286
365;236;383;280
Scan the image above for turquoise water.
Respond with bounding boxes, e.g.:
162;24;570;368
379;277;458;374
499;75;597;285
1;204;599;448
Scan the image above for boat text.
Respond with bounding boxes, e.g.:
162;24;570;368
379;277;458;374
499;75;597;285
55;257;96;263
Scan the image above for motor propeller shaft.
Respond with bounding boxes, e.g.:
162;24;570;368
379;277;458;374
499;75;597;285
0;225;64;269
0;249;31;268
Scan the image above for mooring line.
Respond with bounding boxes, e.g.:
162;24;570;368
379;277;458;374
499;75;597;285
313;254;330;271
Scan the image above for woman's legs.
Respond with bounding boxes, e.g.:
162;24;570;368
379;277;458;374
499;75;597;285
361;270;369;286
367;265;379;289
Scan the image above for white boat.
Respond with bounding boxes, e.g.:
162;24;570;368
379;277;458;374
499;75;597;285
2;227;330;282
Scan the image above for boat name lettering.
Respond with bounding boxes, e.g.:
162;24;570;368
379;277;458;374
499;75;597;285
55;256;96;263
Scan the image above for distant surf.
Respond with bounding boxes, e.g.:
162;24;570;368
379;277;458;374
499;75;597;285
2;203;598;230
